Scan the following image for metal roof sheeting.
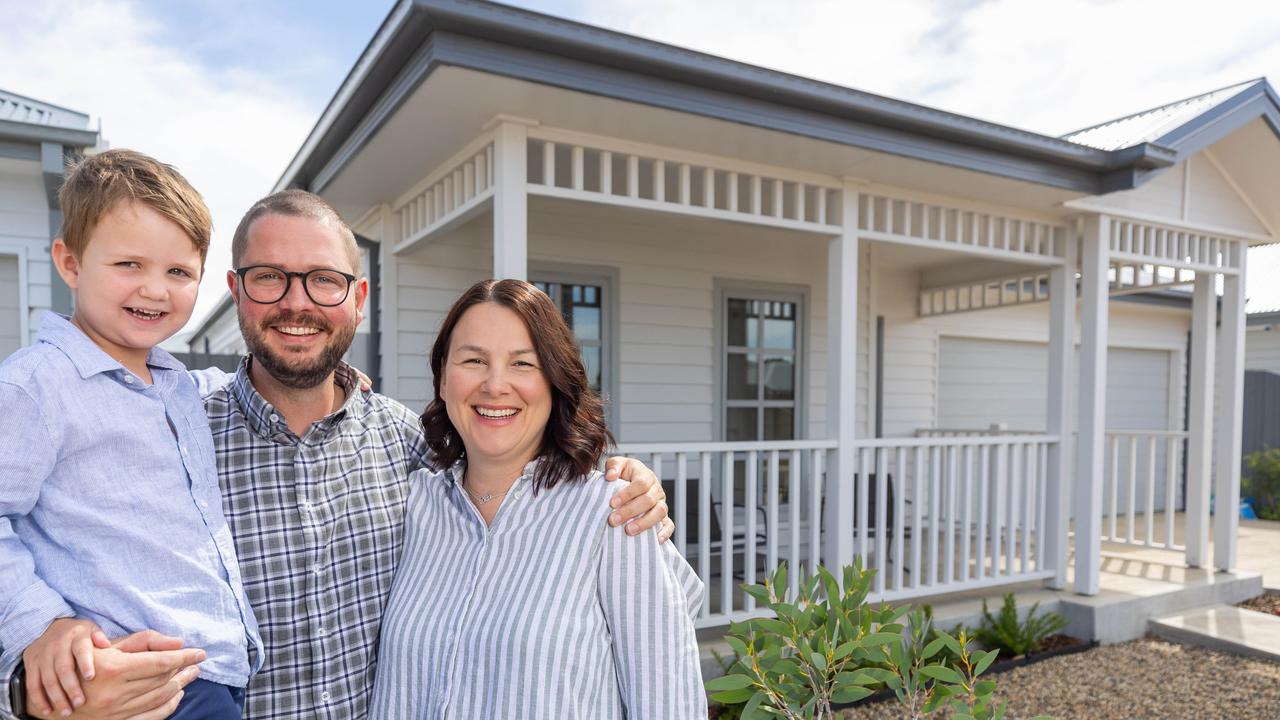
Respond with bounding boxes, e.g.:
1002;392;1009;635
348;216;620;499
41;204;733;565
1062;80;1261;151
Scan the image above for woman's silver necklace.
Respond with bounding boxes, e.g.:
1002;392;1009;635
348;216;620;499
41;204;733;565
464;484;509;505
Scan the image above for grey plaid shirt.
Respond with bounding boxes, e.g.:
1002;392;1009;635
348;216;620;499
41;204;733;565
202;358;429;720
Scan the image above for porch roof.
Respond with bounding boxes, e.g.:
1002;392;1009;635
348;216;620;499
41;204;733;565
275;0;1182;200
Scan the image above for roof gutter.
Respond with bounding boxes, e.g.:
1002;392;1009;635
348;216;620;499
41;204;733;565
0;119;99;148
276;0;1172;196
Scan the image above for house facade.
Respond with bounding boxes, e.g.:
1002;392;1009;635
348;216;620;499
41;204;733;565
191;0;1278;632
0;90;99;359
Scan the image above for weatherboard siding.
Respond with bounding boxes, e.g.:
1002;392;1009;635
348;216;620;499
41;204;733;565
0;157;51;347
389;207;873;443
1246;328;1280;375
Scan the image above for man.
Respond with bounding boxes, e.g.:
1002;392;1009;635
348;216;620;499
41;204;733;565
9;191;670;720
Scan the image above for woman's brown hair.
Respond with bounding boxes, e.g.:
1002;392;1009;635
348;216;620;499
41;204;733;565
420;279;614;491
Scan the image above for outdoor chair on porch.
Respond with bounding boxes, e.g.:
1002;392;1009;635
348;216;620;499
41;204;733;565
663;478;769;580
825;473;912;575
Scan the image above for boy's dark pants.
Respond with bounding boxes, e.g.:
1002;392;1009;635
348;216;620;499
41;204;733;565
168;679;245;720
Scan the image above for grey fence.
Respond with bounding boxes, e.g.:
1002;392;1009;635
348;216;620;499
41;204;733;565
1242;370;1280;464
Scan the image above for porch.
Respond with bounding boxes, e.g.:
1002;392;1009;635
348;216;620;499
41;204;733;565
371;117;1250;636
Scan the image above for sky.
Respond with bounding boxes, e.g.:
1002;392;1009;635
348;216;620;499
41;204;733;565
3;0;1280;334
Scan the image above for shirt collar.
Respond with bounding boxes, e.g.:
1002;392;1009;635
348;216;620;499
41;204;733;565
37;313;185;379
229;355;365;439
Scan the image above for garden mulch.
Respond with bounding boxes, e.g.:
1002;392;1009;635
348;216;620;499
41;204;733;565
836;637;1280;720
1238;591;1280;618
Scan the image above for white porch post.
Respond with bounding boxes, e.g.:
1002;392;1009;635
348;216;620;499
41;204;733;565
1074;214;1109;595
1045;225;1077;589
1214;243;1246;570
491;121;528;280
1186;272;1217;567
824;183;859;576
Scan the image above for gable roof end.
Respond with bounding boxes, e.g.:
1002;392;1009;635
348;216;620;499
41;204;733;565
1064;79;1280;158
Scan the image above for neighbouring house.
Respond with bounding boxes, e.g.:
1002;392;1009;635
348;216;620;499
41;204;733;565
189;0;1278;638
0;89;99;359
1243;307;1280;459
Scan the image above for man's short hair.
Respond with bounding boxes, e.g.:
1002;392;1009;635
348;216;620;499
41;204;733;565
232;189;361;274
58;149;212;262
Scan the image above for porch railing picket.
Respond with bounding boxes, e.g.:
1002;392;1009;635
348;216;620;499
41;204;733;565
615;435;1058;627
1101;430;1188;551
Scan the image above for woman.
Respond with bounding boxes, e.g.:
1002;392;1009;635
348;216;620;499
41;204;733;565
370;279;706;718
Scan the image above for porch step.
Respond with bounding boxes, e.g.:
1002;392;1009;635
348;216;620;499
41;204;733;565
1149;604;1280;662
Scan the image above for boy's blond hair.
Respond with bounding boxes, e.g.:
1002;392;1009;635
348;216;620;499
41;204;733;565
58;149;212;263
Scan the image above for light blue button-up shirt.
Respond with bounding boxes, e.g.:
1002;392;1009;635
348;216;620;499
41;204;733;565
0;314;262;690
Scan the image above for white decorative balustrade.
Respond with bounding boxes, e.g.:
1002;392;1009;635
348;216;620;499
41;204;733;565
1108;218;1245;275
394;135;496;252
525;128;842;234
614;434;1058;627
919;271;1051;317
858;193;1066;264
1102;430;1187;550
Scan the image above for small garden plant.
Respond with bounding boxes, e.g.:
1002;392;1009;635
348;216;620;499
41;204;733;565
974;593;1069;657
1243;447;1280;520
705;561;1046;720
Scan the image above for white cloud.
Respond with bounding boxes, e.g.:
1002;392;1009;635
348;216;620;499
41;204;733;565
0;0;317;338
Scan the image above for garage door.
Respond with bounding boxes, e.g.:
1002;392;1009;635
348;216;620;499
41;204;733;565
0;255;21;360
938;336;1179;513
937;337;1172;432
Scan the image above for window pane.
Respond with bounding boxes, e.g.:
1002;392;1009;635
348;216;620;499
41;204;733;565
727;407;758;441
761;355;795;400
763;407;794;440
727;298;757;347
571;305;601;341
580;345;601;393
763;302;796;350
726;352;758;400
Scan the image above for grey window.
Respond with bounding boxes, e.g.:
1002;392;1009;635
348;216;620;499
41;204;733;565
533;279;607;395
722;293;801;441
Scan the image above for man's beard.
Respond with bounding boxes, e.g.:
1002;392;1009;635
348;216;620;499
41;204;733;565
239;310;357;390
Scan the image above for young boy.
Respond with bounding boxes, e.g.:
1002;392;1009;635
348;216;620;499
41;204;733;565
0;150;261;718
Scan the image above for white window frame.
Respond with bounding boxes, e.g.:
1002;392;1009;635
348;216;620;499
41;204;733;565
530;262;619;431
714;280;807;442
0;243;31;350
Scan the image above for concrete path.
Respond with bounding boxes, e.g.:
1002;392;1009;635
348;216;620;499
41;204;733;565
1150;603;1280;662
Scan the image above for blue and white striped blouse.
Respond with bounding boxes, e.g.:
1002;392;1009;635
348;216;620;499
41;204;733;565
369;462;707;719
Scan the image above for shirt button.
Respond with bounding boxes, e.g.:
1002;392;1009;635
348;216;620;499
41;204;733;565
124;375;135;384
313;565;323;575
199;500;209;509
320;691;331;702
269;413;279;423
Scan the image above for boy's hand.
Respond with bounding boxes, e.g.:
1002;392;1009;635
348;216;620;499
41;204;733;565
604;456;674;542
23;618;111;716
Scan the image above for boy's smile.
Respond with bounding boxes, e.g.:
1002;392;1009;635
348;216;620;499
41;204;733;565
52;201;202;379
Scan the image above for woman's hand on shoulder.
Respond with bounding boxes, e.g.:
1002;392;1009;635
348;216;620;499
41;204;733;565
603;456;674;543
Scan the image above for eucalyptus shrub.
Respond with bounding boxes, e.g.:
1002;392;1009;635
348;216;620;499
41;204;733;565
1243;447;1280;520
705;561;1040;720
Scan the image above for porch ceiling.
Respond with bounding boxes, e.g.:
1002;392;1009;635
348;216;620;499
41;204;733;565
319;66;1083;224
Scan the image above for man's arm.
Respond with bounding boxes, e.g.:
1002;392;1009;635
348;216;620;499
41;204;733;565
603;457;674;542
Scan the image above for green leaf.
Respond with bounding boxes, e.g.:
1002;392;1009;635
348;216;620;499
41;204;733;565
705;673;754;691
857;667;898;684
831;685;874;703
809;651;827;673
919;664;965;684
743;584;771;605
974;648;999;676
710;687;755;704
858;631;902;648
975;679;997;696
833;640;856;659
740;692;770;720
923;637;947;660
754;618;792;635
725;636;749;658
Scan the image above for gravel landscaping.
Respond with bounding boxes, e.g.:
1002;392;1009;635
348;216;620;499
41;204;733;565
1238;592;1280;617
837;637;1280;719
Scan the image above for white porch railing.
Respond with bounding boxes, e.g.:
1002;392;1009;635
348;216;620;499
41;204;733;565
393;133;496;253
525;127;842;235
1102;430;1188;550
614;435;1058;628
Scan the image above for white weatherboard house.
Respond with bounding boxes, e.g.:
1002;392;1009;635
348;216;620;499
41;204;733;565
192;0;1279;639
0;90;99;359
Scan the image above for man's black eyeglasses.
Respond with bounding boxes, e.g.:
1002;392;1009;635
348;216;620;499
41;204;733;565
235;265;357;307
